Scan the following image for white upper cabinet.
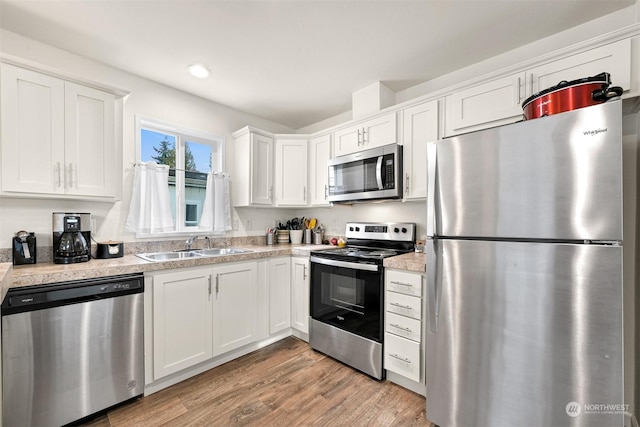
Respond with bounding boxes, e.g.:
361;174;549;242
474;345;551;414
334;112;397;157
444;72;525;137
233;128;274;207
527;39;631;96
1;63;118;199
402;100;439;201
274;138;308;206
444;39;631;137
64;82;116;197
309;134;332;206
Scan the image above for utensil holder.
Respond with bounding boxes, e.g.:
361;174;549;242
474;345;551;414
266;233;275;245
276;230;290;244
304;229;312;244
313;232;324;245
290;230;303;244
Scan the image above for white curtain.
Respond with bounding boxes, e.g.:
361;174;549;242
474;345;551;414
199;173;232;233
125;162;175;233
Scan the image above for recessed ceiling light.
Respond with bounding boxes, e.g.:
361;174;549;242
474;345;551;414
188;64;211;79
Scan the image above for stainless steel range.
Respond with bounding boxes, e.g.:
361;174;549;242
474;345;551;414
309;222;416;379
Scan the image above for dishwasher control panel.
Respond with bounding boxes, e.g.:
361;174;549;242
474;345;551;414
2;273;143;315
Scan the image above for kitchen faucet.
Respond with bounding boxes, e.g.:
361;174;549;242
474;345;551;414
185;234;199;250
204;236;212;249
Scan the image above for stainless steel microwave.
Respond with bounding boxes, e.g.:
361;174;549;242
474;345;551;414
327;144;402;203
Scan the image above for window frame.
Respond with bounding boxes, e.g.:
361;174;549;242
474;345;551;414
134;115;225;237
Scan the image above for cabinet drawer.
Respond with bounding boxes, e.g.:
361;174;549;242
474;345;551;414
384;332;420;382
386;291;421;320
386;270;422;297
386;311;421;343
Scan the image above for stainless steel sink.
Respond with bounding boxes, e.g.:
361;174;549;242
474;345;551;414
196;248;252;256
136;247;252;262
135;251;205;262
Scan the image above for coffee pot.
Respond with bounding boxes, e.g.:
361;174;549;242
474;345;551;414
52;213;91;264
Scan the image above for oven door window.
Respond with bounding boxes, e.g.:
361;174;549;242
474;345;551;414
310;261;383;342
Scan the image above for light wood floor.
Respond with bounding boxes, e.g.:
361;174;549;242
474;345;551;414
83;336;434;426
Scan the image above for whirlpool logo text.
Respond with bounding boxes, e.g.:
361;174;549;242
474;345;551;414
583;128;607;136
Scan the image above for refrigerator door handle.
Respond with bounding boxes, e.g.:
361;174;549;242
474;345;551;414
426;142;437;237
426;238;439;333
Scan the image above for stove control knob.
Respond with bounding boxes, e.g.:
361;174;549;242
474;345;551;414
349;226;354;231
394;227;399;233
355;227;360;232
402;227;407;233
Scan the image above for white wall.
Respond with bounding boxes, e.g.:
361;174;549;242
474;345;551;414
0;29;295;248
295;200;426;241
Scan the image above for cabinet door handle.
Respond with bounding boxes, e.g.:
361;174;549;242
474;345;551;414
208;276;212;298
362;128;367;144
389;323;412;333
56;162;62;188
390;302;412;310
68;164;73;188
269;186;273;201
357;129;362;146
303;265;307;280
389;353;412;364
516;76;521;104
529;73;534;96
324;184;328;200
390;280;412;287
405;173;409;193
303;186;306;202
215;273;220;297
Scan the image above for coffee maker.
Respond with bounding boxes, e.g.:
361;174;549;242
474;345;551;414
53;212;91;264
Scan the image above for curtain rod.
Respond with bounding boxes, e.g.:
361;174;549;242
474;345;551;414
130;162;228;176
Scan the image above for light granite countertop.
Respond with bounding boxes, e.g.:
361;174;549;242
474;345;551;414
1;244;427;301
383;252;426;273
3;244;334;294
0;263;12;303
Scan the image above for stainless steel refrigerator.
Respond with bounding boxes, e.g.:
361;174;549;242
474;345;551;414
425;100;633;427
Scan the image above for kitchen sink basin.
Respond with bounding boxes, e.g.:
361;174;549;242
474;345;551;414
136;247;252;262
136;251;205;262
196;248;252;256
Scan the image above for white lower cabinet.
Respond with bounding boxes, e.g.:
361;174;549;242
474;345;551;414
149;261;259;382
152;267;214;380
291;256;310;337
384;269;425;388
269;257;291;334
384;333;421;382
212;261;259;355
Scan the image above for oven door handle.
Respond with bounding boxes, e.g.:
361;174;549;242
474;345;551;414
310;256;379;272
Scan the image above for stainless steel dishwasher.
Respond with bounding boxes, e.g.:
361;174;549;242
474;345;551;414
2;273;144;426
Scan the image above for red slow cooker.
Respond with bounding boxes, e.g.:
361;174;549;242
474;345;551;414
521;72;622;120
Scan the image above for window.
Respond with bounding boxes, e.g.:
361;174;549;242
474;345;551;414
136;116;224;234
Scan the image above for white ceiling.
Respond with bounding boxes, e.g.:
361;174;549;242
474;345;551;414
0;0;634;129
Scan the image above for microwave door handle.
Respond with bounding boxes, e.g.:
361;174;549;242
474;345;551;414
376;156;384;190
